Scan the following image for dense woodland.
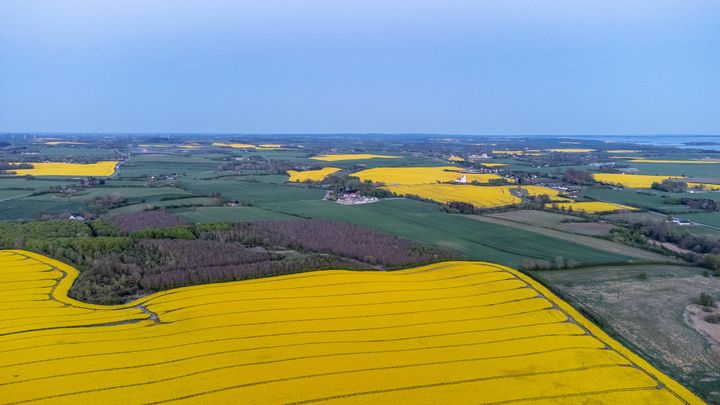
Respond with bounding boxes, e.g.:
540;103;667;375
110;210;187;233
0;218;451;304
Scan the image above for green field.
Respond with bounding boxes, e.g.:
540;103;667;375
107;197;220;215
181;179;325;203
469;214;670;261
117;155;219;178
682;212;720;228
626;161;720;177
0;199;87;221
580;187;701;213
26;186;195;202
258;198;634;267
531;264;720;403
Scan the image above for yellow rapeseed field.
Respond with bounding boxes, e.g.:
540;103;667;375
480;163;508;167
447;156;465;162
688;182;720;191
594;174;720;190
492;150;525;155
287;167;341;182
310;154;401;161
593;173;681;188
546;201;638;213
384;184;569;208
0;250;701;404
547;148;595;153
8;161;119;177
352;166;506;185
212;142;257;149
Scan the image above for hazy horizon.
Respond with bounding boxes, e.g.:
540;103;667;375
2;1;719;134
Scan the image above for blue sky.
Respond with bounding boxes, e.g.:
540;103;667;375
1;0;718;134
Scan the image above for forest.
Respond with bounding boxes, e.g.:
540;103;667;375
0;218;451;304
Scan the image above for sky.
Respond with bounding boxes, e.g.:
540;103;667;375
0;0;719;135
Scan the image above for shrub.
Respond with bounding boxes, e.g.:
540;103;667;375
704;314;720;324
698;292;716;308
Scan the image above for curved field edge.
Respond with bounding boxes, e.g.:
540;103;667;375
0;249;704;404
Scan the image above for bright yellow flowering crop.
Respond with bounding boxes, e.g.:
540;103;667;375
447;156;465;162
594;173;720;190
0;250;700;404
352;166;506;185
547;148;595;153
481;163;508;167
212;142;257;149
287;167;341;182
592;173;681;188
384;184;569;208
492;150;525;155
310;154;401;161
546;201;638;213
688;182;720;190
8;161;119;177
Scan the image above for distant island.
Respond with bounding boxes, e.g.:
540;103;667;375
685;141;720;146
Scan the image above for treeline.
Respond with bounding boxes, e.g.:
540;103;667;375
1;218;451;304
136;239;370;292
0;162;32;174
665;196;719;212
109;210;187;233
327;175;393;198
216;155;295;175
202;220;449;267
609;218;720;274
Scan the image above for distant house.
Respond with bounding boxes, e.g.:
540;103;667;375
671;218;692;226
456;174;468;183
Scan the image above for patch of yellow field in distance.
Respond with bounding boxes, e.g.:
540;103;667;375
593;173;681;188
481;163;508;167
212;142;257;149
447;156;465;162
259;144;282;148
9;161;119;177
310;154;401;162
384;184;568;208
45;141;87;145
353;166;506;185
547;148;595;153
546;201;638;213
607;150;640;153
628;159;720;164
287;167;341;182
492;150;525;155
688;183;720;191
0;250;701;404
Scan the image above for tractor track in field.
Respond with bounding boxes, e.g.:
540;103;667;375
1;251;161;337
